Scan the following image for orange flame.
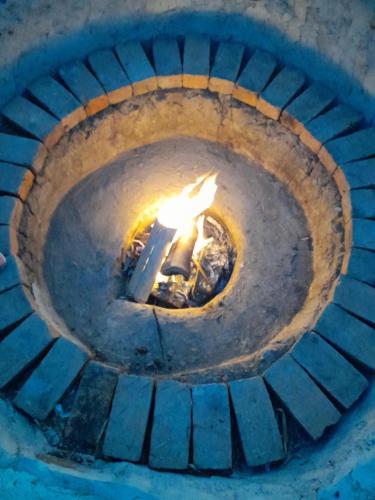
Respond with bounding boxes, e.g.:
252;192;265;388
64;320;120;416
157;173;218;239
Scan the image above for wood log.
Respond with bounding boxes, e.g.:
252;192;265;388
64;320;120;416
127;220;176;303
161;224;198;280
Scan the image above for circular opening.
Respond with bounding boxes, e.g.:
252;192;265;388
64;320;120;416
120;213;236;309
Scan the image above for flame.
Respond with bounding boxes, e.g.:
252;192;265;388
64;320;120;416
157;173;218;238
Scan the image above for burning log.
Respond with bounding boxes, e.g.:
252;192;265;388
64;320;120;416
127;220;176;303
161;223;198;280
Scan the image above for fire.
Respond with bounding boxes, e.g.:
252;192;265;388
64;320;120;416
157;173;218;239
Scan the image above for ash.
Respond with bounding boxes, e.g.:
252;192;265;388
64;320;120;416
122;215;236;308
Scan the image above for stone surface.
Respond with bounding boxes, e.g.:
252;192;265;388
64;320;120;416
63;361;118;452
291;332;368;409
28;75;86;129
209;42;244;94
103;374;153;462
334;275;375;325
229;376;284;467
257;66;305;120
352;218;375;251
2;96;62;148
58;61;109;116
88;49;132;104
264;354;341;440
0;255;22;293
340;158;375;189
0;313;54;389
320;127;375;173
14;337;89;420
152;37;182;89
0;162;34;200
0;133;46;173
233;49;277;107
149;380;191;470
115;41;157;96
192;383;232;471
314;303;375;371
347;248;375;286
281;83;336;134
350;189;375;218
0;196;22;224
300;104;363;153
182;35;210;89
0;285;33;333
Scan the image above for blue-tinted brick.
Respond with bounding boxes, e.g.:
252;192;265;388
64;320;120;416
209;42;244;95
153;37;182;89
233;49;277;106
116;41;157;96
183;35;210;89
281;83;336;133
88;49;132;104
258;66;305;119
347;248;375;286
28;75;86;128
334;275;375;325
0;133;46;173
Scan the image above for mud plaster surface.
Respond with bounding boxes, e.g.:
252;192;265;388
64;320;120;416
19;90;344;382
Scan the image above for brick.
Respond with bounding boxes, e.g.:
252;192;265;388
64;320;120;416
103;374;153;462
264;354;341;440
88;49;132;105
291;332;368;409
182;35;210;89
340;159;375;189
0;313;54;389
319;128;375;173
0;133;46;173
0;196;22;224
334;275;375;325
192;383;232;471
2;96;63;149
149;380;191;470
300;105;363;154
352;218;375;250
58;61;109;116
347;248;375;286
28;75;86;130
116;41;157;96
314;303;375;371
0;225;12;256
350;189;375;218
257;66;305;120
281;84;336;134
209;42;244;95
229;377;284;467
233;49;277;107
152;37;182;89
63;361;118;452
0;163;34;200
0;256;22;293
0;285;33;332
14;337;89;420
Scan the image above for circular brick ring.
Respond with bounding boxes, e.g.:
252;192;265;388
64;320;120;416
0;36;374;473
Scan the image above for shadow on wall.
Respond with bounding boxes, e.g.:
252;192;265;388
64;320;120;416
0;9;374;123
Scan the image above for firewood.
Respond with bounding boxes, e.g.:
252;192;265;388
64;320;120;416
127;220;176;303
